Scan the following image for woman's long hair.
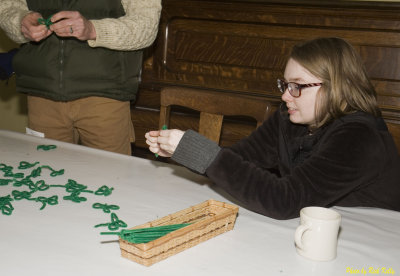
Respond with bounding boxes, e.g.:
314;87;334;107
290;37;381;128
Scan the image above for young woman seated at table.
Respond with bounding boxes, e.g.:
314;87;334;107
145;37;400;220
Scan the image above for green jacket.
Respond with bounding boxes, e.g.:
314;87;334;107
13;0;143;101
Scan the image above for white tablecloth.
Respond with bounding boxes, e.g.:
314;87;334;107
0;130;399;276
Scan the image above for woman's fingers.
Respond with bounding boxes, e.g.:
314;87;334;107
145;130;184;156
145;131;159;143
21;12;52;41
50;11;96;40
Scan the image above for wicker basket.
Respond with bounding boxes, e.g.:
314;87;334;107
119;199;239;266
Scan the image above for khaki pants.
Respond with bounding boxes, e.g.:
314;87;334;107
27;96;134;155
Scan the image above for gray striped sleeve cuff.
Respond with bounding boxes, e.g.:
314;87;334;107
171;129;221;174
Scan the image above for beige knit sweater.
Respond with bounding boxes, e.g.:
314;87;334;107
0;0;162;51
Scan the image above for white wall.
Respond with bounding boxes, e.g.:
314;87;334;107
0;29;28;133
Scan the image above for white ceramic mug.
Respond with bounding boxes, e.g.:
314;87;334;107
294;206;341;261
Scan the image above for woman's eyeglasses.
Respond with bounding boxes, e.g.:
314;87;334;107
277;79;322;97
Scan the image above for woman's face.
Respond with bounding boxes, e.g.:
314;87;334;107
281;58;322;126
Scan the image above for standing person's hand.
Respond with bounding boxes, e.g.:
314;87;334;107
145;129;185;157
21;12;52;42
50;11;96;41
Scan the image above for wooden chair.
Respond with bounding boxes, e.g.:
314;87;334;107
159;86;272;144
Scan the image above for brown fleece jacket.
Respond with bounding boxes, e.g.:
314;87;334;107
172;106;400;219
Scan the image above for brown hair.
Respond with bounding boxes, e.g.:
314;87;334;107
289;37;381;128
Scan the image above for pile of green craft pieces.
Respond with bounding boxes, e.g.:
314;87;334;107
0;145;127;232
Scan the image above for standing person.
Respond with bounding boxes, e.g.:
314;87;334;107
145;37;400;219
0;0;162;155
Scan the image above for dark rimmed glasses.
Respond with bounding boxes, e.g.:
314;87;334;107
277;79;322;98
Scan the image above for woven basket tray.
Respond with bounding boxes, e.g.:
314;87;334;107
119;199;239;266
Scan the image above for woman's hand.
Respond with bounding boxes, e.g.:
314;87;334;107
145;129;185;157
21;12;52;42
50;11;96;41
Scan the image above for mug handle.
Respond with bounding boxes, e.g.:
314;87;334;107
295;224;310;249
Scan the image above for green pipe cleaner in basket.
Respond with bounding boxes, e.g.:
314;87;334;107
101;223;191;244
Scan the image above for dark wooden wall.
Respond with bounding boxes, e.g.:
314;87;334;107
131;0;400;155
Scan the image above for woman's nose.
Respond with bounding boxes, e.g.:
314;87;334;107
281;89;292;103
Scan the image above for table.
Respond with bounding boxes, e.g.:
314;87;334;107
1;129;399;276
